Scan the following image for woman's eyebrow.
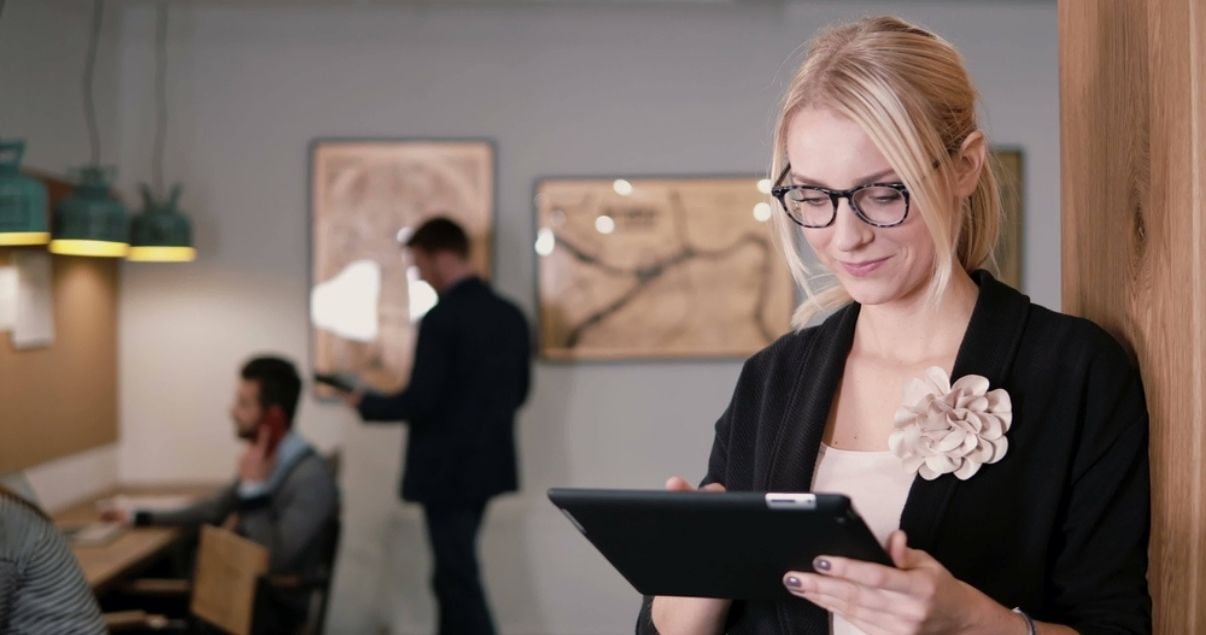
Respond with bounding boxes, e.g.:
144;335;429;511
789;168;899;187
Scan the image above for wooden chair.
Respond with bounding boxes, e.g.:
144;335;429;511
191;525;269;634
107;518;341;634
105;525;267;634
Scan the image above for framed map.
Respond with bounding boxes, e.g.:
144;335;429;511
535;175;792;360
990;148;1024;290
309;139;493;395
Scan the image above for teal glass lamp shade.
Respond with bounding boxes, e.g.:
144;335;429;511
0;140;50;246
50;166;130;257
128;184;195;262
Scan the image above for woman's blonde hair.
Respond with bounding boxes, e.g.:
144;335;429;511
770;16;1002;328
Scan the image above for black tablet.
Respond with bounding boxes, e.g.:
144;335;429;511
313;372;356;393
547;488;890;600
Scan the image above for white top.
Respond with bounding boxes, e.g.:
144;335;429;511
811;443;915;635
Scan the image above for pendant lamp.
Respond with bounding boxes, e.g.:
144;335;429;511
49;166;129;257
50;0;129;258
0;139;50;246
128;184;194;262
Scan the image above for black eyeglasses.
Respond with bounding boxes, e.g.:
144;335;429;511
770;163;912;228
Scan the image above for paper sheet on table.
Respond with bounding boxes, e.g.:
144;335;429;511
0;266;16;332
104;494;199;513
12;250;54;349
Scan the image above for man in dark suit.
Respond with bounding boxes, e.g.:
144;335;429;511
346;217;531;635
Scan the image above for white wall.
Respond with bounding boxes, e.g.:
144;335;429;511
110;2;1059;633
0;0;123;510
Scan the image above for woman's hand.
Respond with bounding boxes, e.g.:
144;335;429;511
782;530;1022;635
649;476;731;635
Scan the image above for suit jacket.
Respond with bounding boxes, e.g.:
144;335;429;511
639;271;1151;634
358;276;532;504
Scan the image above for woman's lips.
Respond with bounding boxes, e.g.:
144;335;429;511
839;256;890;277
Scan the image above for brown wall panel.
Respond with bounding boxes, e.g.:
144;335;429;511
0;172;119;473
1060;0;1206;631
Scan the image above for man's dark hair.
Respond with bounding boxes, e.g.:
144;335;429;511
241;356;302;426
406;216;470;258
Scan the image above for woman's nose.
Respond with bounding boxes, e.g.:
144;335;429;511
831;198;873;251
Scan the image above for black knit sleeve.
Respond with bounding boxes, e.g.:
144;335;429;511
1044;332;1151;634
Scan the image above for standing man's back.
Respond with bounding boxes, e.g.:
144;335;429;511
348;216;531;635
378;275;530;503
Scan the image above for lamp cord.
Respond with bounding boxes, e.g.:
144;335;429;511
152;0;168;196
83;0;105;166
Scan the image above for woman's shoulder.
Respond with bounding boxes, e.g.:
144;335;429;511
0;493;52;561
969;272;1137;382
1022;300;1137;373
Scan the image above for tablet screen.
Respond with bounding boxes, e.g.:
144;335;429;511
548;488;890;600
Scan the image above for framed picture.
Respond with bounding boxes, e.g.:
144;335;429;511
991;148;1023;290
535;175;793;360
309;139;494;395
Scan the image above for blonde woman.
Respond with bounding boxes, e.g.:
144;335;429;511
642;17;1150;635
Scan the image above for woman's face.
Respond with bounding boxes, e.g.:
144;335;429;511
784;107;936;308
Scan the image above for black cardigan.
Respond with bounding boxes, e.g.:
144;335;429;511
638;271;1151;634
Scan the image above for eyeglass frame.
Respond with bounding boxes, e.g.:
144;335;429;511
770;163;912;229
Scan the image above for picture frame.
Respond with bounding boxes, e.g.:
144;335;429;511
990;148;1024;290
534;174;793;361
308;138;494;395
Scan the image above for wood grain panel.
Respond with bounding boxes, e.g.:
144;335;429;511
1060;0;1205;631
0;173;119;473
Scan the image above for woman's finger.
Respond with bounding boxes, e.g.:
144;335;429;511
797;587;917;635
886;530;944;574
783;571;893;613
888;530;909;566
810;555;917;594
664;477;725;492
665;476;693;491
793;587;897;635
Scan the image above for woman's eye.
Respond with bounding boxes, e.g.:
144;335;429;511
798;195;829;206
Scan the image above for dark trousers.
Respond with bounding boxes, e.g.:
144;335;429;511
422;500;496;635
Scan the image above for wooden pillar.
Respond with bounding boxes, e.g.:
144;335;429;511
1060;0;1206;632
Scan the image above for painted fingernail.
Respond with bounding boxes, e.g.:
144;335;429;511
785;575;801;589
813;557;831;572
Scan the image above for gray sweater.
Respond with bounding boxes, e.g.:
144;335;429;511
140;449;340;629
0;493;106;634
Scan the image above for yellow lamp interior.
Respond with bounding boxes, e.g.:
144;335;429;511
0;232;51;246
126;246;196;262
48;239;130;258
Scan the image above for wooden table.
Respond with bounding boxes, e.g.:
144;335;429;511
52;484;219;594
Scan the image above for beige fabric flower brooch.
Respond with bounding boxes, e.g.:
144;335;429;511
888;367;1013;481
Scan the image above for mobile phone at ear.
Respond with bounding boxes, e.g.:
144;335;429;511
314;372;356;393
264;413;287;452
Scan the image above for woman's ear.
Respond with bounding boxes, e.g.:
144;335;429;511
953;130;988;199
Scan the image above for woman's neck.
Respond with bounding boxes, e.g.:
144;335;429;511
852;267;979;367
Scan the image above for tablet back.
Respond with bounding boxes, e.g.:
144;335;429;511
548;488;890;600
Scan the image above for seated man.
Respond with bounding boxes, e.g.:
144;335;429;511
110;356;339;633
